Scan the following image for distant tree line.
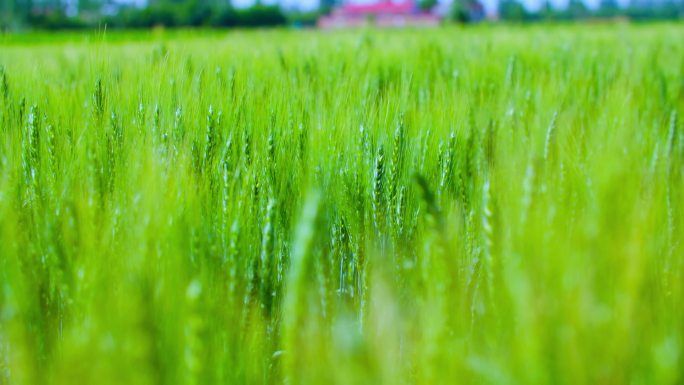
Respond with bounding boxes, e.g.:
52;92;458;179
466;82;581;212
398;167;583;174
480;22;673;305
496;0;683;21
0;0;294;30
0;0;682;30
105;1;289;29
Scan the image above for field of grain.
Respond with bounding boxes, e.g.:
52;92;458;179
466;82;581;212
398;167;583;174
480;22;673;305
1;25;683;384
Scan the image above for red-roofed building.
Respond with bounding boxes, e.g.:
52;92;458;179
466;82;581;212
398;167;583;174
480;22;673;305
318;0;442;28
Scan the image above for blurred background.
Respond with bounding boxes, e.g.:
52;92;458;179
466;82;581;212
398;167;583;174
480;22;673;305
0;0;683;33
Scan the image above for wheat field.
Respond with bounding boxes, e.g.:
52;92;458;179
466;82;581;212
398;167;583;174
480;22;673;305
0;25;683;384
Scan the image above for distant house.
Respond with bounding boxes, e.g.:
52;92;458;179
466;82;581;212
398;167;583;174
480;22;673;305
317;0;442;28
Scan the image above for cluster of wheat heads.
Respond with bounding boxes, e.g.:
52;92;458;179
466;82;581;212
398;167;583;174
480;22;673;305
0;26;683;384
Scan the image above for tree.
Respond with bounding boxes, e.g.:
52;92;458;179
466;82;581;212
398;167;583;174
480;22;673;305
566;0;589;19
499;0;528;20
419;0;438;11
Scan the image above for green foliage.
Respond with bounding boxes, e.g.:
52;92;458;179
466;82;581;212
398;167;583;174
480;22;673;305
0;26;684;385
106;1;218;28
210;5;287;28
419;0;438;11
499;0;532;21
25;11;88;30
